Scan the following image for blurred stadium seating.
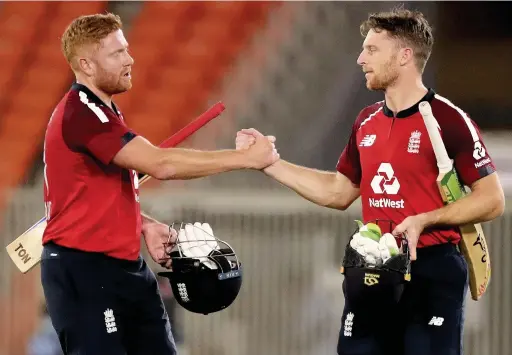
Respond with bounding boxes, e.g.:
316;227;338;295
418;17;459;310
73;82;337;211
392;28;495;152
0;2;511;354
114;1;278;145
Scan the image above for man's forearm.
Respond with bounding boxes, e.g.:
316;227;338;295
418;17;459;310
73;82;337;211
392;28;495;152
157;148;247;180
423;190;503;227
263;160;355;209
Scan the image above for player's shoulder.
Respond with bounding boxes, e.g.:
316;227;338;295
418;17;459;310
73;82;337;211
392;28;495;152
64;83;120;123
430;92;473;124
429;91;483;140
353;101;385;129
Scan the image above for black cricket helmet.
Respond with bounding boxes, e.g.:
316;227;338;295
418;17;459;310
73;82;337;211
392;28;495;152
158;222;242;315
340;219;411;308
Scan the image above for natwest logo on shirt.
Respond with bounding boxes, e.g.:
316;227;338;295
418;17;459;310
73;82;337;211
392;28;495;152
369;197;405;209
369;163;405;209
371;163;400;194
473;141;486;160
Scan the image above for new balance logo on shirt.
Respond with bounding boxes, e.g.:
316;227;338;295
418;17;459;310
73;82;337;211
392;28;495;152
360;134;376;147
428;316;444;326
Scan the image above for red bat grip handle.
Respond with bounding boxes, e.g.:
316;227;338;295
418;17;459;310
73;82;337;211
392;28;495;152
138;101;225;185
158;101;225;149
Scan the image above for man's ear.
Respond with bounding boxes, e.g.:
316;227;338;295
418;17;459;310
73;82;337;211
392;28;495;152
74;44;98;76
399;47;414;67
77;57;94;76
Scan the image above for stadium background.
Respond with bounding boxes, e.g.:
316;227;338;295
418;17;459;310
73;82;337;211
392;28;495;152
0;1;511;354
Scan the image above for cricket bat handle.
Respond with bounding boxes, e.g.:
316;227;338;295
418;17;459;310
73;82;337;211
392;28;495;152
419;102;452;174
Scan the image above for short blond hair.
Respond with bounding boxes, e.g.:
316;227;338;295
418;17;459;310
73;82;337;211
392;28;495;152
61;13;123;69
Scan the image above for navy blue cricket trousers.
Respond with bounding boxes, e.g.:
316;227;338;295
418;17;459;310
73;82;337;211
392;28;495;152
337;243;468;355
40;242;178;355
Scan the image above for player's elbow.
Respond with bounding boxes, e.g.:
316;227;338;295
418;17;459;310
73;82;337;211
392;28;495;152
487;191;505;220
151;158;177;180
472;173;505;222
141;149;176;180
323;174;359;211
324;198;350;211
330;203;350;211
478;189;505;222
151;166;176;180
323;193;354;211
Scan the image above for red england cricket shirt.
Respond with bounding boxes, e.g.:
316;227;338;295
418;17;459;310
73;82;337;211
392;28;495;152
42;83;142;260
337;88;496;247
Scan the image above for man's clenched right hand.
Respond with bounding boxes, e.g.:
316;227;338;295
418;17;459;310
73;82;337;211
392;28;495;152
236;128;279;170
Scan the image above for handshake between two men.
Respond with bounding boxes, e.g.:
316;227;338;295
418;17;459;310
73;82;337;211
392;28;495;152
235;128;280;170
234;127;358;213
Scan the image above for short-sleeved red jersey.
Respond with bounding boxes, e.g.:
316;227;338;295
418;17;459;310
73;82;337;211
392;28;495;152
42;83;142;260
337;89;496;247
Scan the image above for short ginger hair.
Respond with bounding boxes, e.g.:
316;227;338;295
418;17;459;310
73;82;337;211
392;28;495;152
61;13;123;70
360;7;434;72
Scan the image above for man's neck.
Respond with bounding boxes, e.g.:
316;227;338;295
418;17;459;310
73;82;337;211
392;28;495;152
76;78;113;109
384;76;428;115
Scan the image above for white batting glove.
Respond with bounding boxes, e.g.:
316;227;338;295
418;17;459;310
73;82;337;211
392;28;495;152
380;233;399;254
351;234;382;265
178;222;219;269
